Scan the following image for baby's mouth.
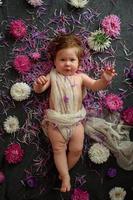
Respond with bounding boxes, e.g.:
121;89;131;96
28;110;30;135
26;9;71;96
65;68;71;72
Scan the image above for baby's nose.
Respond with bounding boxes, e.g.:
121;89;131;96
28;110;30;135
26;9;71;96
65;61;71;66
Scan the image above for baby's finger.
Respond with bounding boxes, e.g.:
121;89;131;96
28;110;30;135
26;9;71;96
39;77;47;84
106;68;116;74
36;78;44;85
34;81;38;86
41;76;48;83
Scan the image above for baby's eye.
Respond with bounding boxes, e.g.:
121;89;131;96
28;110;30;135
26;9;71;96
60;59;65;61
71;59;76;62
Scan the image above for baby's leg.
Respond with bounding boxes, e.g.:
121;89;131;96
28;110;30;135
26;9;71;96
47;125;71;192
67;123;84;170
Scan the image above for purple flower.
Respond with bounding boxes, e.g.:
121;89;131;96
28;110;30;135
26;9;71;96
128;66;133;80
0;171;5;184
25;176;38;188
107;168;117;178
104;93;123;111
122;107;133;125
71;188;89;200
101;14;121;38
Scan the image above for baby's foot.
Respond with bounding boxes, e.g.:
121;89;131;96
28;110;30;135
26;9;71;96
60;174;71;192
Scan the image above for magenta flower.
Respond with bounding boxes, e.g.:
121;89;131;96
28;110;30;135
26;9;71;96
101;14;121;38
30;52;41;61
122;107;133;125
0;171;5;184
71;188;89;200
13;55;32;74
9;19;27;39
63;95;69;103
5;143;24;164
105;93;123;111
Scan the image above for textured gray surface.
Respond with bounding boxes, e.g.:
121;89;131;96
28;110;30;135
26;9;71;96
0;1;133;200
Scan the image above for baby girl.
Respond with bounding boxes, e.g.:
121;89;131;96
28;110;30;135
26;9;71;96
33;34;116;192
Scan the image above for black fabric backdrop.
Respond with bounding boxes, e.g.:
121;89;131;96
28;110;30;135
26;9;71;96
0;0;133;200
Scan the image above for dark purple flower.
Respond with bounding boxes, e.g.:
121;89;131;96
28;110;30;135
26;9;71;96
107;168;117;178
71;188;89;200
0;171;5;184
25;176;38;188
128;66;133;80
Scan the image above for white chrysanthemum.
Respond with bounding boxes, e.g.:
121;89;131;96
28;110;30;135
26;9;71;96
88;143;110;164
27;0;43;7
109;187;126;200
67;0;89;8
88;30;111;52
10;82;31;101
0;0;3;6
3;116;19;133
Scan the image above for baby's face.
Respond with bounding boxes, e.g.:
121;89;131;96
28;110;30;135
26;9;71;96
54;47;79;76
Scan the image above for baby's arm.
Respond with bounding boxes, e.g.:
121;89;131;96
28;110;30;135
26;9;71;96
81;67;116;91
33;74;50;93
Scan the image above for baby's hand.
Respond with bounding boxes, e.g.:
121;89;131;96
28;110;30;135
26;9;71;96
34;75;48;87
102;67;117;82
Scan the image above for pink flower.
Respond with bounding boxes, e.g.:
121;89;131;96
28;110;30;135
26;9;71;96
9;19;27;39
101;14;121;38
0;171;5;184
105;93;123;111
30;52;41;61
122;107;133;125
5;143;24;164
13;55;32;74
63;95;69;103
71;189;89;200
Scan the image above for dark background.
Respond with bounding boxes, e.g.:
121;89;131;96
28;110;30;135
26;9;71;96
0;0;133;200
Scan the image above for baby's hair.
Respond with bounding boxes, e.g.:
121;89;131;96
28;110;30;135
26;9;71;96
48;33;84;62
